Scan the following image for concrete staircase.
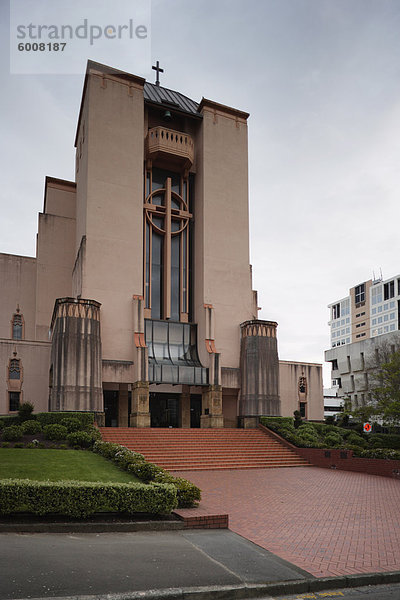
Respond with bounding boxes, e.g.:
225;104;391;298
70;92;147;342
99;427;311;471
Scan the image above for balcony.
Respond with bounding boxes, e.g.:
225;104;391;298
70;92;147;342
146;127;194;168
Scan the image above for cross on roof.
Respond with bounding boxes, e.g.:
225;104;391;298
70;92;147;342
152;60;164;86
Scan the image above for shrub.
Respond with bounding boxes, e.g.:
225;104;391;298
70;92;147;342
60;417;83;433
0;479;177;517
43;424;68;441
13;442;24;448
2;425;23;441
298;424;319;437
325;415;336;425
93;441;145;464
37;412;94;429
1;442;10;448
346;433;368;448
323;432;343;447
337;413;350;427
296;433;321;448
0;416;20;428
170;477;201;508
21;420;42;435
260;417;294;429
93;441;201;508
67;431;94;449
26;440;40;449
127;461;163;483
369;434;400;450
293;410;302;429
358;448;400;460
18;402;35;422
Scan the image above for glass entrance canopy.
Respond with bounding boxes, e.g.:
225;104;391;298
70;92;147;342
145;319;208;386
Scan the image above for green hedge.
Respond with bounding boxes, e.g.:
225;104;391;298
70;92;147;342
36;412;94;428
2;425;23;442
0;479;177;518
43;424;68;441
21;420;43;435
93;441;201;508
67;430;101;448
0;416;20;428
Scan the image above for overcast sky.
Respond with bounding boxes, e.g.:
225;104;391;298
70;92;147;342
1;0;400;386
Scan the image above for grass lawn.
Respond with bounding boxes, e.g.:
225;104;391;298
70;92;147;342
0;449;139;484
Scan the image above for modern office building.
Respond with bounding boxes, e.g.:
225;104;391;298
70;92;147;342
0;61;323;426
323;385;343;418
325;275;400;406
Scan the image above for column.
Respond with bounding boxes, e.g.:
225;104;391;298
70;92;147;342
180;385;191;428
200;385;224;428
130;381;150;427
118;383;129;427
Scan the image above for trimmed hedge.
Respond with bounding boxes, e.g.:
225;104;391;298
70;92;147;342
60;417;83;433
0;416;20;428
36;412;94;428
93;441;201;508
0;479;177;518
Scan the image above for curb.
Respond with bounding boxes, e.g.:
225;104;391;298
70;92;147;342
6;571;400;600
0;520;185;534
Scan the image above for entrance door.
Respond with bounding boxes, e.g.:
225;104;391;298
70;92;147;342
104;390;119;427
190;395;201;428
150;393;179;427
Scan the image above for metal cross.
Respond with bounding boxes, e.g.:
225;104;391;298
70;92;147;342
152;60;164;86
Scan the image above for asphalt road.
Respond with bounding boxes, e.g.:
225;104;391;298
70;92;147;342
0;529;309;599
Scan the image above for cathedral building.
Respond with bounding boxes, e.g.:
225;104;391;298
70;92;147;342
0;61;323;426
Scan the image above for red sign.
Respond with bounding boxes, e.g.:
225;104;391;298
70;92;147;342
363;423;372;433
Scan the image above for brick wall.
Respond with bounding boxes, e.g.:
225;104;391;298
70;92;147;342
259;425;400;479
295;448;400;479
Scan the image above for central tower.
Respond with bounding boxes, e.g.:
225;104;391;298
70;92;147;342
47;61;280;427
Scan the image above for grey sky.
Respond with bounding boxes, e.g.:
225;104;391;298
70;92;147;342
1;0;400;385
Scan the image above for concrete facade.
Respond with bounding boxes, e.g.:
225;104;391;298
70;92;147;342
0;61;323;425
325;330;400;406
279;361;324;421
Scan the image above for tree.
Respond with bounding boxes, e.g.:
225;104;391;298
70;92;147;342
370;350;400;427
18;401;34;422
364;340;400;427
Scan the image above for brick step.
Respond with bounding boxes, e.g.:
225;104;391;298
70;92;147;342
101;439;284;447
99;427;309;471
138;454;302;463
112;450;294;459
169;464;312;471
127;452;297;459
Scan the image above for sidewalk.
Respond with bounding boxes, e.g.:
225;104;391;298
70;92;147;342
173;467;400;577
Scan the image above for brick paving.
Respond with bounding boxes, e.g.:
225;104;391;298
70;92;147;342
172;467;400;578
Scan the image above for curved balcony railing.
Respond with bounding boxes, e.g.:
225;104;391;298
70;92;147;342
146;127;194;167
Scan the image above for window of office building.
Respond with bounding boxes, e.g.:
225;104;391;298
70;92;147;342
371;285;382;305
332;303;340;320
355;284;365;304
384;280;395;300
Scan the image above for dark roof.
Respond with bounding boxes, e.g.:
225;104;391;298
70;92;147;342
144;82;200;117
